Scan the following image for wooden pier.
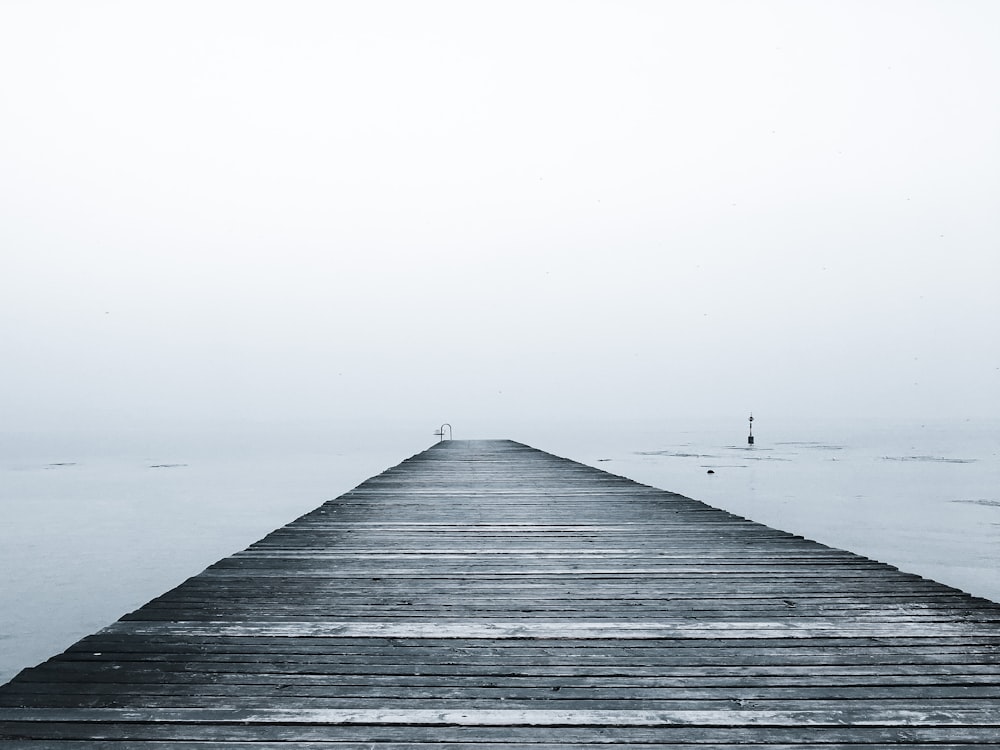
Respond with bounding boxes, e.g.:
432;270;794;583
2;439;999;746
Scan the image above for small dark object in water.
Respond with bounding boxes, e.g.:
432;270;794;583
707;469;715;474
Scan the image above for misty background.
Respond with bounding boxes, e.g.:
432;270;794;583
2;1;998;441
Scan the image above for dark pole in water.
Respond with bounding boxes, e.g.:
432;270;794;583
747;413;755;445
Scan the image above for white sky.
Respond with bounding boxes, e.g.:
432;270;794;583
2;1;998;435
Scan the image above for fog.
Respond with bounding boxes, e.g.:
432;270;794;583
2;1;998;440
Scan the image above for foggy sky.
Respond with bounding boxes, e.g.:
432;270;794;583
2;1;998;437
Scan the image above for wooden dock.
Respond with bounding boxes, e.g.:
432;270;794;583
2;439;999;747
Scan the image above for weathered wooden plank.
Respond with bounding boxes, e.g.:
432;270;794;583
6;695;1000;716
4;706;1000;726
18;660;1000;683
4;739;983;750
0;745;994;750
0;745;996;750
98;620;1000;639
0;722;997;748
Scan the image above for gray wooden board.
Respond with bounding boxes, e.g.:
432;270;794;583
0;746;995;750
4;721;1000;743
0;746;996;750
2;439;1000;746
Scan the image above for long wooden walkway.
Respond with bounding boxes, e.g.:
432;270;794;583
2;439;999;747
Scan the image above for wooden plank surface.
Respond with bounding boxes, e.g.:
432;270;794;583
2;438;999;746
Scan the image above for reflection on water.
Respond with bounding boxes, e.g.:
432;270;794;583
882;455;977;463
774;442;846;450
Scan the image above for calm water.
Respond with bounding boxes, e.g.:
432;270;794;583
2;418;998;685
